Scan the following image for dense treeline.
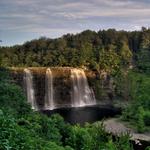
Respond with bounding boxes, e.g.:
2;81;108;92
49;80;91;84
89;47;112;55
122;71;150;133
0;27;150;74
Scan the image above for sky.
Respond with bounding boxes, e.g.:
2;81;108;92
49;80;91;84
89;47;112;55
0;0;150;46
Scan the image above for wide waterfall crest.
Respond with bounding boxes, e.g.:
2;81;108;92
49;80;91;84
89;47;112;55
45;68;54;110
71;68;96;107
24;68;38;110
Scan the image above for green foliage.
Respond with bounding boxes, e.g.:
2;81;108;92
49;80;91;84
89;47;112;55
144;111;150;126
0;110;73;150
145;146;150;150
104;134;133;150
120;42;132;65
105;139;117;150
136;28;150;73
114;133;133;150
95;48;121;75
0;110;38;150
66;124;92;150
0;68;31;117
136;106;145;133
0;107;134;150
113;70;126;98
86;122;110;149
122;71;150;132
0;29;135;74
137;48;150;73
65;122;133;150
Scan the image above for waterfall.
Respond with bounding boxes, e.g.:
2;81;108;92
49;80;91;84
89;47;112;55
24;68;38;110
71;68;96;107
45;68;54;110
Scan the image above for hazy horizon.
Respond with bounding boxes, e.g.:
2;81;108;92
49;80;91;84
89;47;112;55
0;27;148;47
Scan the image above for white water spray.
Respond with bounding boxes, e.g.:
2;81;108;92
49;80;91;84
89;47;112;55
71;68;96;107
24;68;38;110
45;68;54;110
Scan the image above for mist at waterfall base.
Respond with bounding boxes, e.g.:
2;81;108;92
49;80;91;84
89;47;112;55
24;68;121;124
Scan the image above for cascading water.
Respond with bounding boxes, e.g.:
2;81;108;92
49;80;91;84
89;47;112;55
24;68;38;110
71;68;96;107
45;68;54;110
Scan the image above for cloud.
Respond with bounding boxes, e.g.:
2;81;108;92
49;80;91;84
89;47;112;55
0;0;150;45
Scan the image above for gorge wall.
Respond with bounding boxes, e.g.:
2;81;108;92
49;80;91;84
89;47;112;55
10;67;115;110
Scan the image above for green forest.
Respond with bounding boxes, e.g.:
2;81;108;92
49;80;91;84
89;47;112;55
0;27;150;74
0;28;150;149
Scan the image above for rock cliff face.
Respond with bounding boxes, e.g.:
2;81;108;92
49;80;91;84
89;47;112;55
10;67;115;110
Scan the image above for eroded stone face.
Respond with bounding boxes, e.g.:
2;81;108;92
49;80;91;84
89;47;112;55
10;67;115;110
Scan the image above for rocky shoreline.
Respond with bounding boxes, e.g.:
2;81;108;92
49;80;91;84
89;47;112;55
104;118;150;142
